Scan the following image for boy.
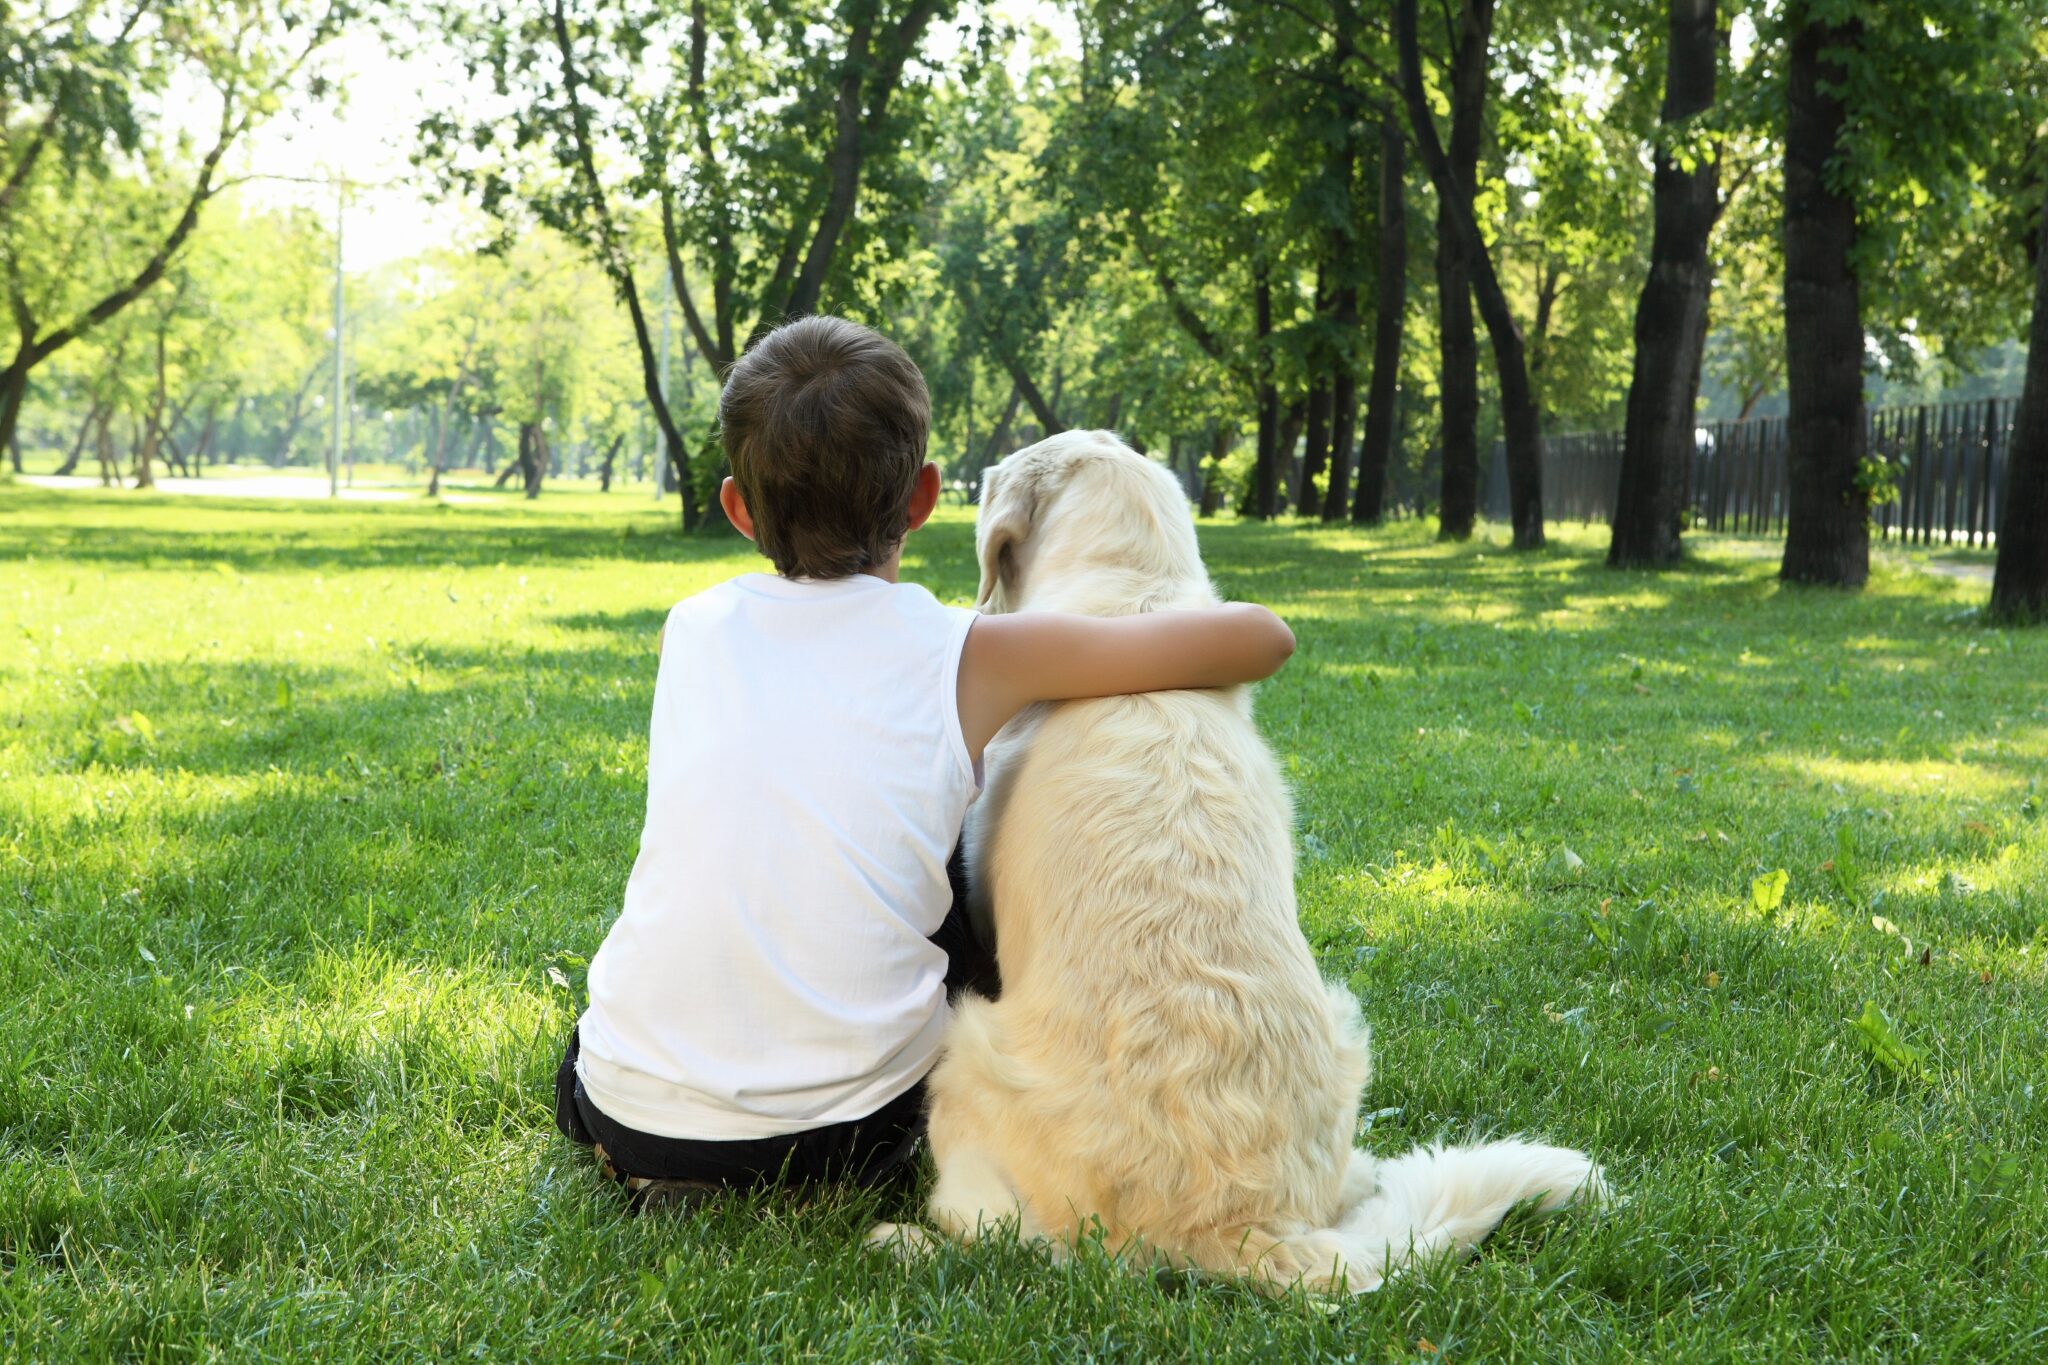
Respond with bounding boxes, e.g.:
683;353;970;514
554;315;1295;1208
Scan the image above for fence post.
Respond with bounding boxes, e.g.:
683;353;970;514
1974;401;1990;544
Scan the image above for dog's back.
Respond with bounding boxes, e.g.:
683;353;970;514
889;433;1601;1293
963;682;1369;1252
935;434;1369;1265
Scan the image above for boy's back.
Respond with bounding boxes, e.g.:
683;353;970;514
578;570;979;1141
552;314;1293;1204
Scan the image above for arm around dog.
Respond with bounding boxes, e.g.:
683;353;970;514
956;604;1295;759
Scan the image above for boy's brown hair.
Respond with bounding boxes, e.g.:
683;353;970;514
718;316;930;580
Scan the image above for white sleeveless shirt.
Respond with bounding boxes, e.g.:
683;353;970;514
576;572;981;1139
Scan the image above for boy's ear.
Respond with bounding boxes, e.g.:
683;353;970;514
974;461;1037;610
720;477;758;543
904;462;942;532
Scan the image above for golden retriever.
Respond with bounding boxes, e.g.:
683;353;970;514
873;431;1605;1292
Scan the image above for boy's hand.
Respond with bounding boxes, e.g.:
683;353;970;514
957;604;1295;760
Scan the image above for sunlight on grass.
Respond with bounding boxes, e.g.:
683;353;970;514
3;489;2045;1359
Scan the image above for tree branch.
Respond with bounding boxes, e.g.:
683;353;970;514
547;0;696;524
661;190;725;368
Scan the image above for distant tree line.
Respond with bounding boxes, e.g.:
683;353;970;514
4;1;2045;617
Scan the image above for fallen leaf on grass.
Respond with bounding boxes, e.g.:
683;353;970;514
1848;1000;1927;1080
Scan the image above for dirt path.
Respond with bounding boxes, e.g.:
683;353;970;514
1918;559;1994;585
21;473;414;502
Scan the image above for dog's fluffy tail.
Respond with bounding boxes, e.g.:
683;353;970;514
1274;1139;1608;1294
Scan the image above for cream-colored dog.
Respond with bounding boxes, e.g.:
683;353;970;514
872;432;1604;1292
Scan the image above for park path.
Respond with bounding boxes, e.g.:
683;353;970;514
1917;560;1994;585
8;477;2013;587
18;473;506;505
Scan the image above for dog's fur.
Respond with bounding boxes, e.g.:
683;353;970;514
871;432;1605;1292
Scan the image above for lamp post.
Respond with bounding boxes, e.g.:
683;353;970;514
330;170;345;499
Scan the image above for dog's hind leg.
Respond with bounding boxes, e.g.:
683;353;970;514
922;1050;1034;1244
927;1136;1025;1244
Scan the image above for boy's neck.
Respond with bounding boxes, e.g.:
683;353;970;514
770;551;903;585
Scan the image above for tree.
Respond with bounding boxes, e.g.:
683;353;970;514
1351;114;1407;524
1415;0;1490;540
1395;0;1544;549
1991;173;2048;624
425;0;968;529
0;1;352;455
1778;8;1869;586
1076;4;1301;516
1772;1;2036;587
1609;0;1723;568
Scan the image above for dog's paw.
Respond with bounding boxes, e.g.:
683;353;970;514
1272;1230;1389;1296
864;1221;940;1260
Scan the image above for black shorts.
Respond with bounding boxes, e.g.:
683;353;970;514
553;1026;930;1190
553;850;996;1191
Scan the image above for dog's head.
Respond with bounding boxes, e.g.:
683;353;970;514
974;431;1216;617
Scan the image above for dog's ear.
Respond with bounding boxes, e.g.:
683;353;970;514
974;461;1038;610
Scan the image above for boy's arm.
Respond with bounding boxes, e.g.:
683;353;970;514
957;604;1295;759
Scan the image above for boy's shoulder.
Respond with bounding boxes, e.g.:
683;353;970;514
667;573;966;636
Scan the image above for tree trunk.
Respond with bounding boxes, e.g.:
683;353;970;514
426;404;447;497
1609;0;1722;569
1779;12;1869;587
598;432;624;492
1355;115;1408;524
1251;270;1280;519
996;346;1063;436
1431;5;1488;541
190;403;218;474
95;407;117;486
55;405;99;476
523;422;547;499
548;0;696;528
972;381;1023;498
1299;379;1332;516
1199;424;1231;517
132;330;170;490
1274;400;1307;512
1100;391;1122;432
0;363;27;459
494;434;521;488
1398;0;1544;549
1990;174;2048;623
1321;277;1361;523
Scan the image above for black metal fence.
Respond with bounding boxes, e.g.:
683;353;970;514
1490;396;2017;545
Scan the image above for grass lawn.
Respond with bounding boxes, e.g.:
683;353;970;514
2;484;2044;1361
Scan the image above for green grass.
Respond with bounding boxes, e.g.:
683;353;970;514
3;484;2045;1361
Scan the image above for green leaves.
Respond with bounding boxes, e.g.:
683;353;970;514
1827;826;1863;903
1847;1000;1927;1081
1750;868;1790;917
